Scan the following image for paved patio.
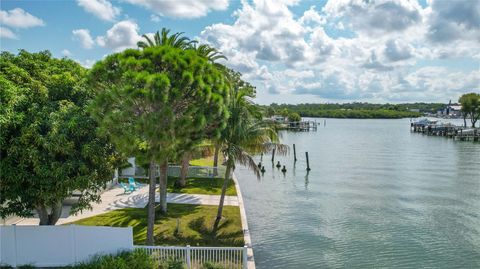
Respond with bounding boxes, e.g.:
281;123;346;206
13;184;238;226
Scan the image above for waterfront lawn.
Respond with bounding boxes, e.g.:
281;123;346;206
71;203;244;247
167;177;237;196
189;154;224;167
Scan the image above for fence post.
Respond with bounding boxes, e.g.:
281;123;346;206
186;245;191;269
243;246;248;269
13;224;17;268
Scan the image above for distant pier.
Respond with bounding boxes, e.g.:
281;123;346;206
411;119;479;142
285;120;318;131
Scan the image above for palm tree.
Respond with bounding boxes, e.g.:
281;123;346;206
193;44;227;63
212;69;287;232
137;28;196;49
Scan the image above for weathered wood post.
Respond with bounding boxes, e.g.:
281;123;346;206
306;152;311;171
271;148;275;162
293;144;297;162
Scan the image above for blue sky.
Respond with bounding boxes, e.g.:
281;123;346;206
1;0;479;104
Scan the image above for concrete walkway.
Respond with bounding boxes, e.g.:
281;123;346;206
14;184;238;226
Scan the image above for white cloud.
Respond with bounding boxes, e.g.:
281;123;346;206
426;0;480;43
197;0;480;103
0;26;17;39
150;14;161;22
72;29;95;49
96;20;141;52
74;59;97;68
323;0;423;36
77;0;120;22
61;49;72;57
0;8;45;28
124;0;229;18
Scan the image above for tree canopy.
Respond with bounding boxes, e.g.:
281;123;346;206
459;92;480;127
0;50;119;225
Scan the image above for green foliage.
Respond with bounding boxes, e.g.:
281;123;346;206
158;258;185;269
459;92;480;127
265;102;439;119
0;50;119;224
71;249;157;269
202;262;227;269
288;112;301;122
89;45;229;165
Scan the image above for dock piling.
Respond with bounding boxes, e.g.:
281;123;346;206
306;152;311;171
293;144;297;162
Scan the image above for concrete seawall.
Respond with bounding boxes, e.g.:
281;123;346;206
232;172;256;269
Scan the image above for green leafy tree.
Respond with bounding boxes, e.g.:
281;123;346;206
0;50;119;225
89;45;229;244
175;45;227;187
213;69;287;232
288;112;301;122
459;93;480;127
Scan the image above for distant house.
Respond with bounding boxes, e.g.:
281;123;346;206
437;100;462;117
271;115;287;123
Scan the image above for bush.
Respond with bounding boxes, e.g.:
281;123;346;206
202;262;226;269
158;258;185;269
72;249;157;269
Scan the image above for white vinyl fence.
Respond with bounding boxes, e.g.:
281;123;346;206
136;245;247;269
0;225;247;268
0;225;133;267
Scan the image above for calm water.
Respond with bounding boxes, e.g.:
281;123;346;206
235;118;480;268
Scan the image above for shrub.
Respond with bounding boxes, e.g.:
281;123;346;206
73;249;157;269
202;262;226;269
158;258;185;269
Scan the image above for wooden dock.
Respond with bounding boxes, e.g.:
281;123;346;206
411;120;479;142
284;120;318;131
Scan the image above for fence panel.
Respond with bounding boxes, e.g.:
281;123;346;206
0;225;133;267
135;245;247;269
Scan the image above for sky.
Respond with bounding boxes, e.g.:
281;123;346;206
0;0;479;104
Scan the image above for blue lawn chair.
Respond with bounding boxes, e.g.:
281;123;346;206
120;182;131;194
128;177;139;190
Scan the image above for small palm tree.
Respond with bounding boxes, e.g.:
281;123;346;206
193;44;227;63
137;28;196;49
213;69;287;232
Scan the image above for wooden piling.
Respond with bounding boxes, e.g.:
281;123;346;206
271;148;275;162
293;144;297;162
306;152;311;171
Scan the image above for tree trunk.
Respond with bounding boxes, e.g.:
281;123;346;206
159;160;168;214
213;161;232;233
463;114;467;127
36;201;62;225
176;152;190;188
471;112;477;128
213;144;220;176
146;160;156;245
213;144;220;168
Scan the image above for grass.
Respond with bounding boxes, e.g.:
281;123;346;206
121;176;236;196
189;154;224;167
167;177;237;196
71;203;244;247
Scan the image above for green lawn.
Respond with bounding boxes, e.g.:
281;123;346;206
167;177;237;196
71;203;244;247
121;176;237;196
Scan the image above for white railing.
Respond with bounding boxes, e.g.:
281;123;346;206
135;245;247;269
120;165;226;179
167;165;226;178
